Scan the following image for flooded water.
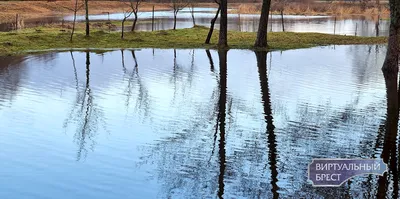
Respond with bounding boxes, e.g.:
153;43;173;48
1;45;399;198
0;7;389;37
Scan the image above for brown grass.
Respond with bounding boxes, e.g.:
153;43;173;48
0;1;171;22
235;2;389;17
0;1;390;23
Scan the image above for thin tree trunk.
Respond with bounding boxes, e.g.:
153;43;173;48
173;12;177;30
131;12;138;32
122;18;126;39
254;0;272;47
270;10;273;32
191;6;196;26
205;6;220;44
218;0;228;47
85;0;89;36
70;0;79;42
121;16;129;39
280;10;285;32
375;15;380;37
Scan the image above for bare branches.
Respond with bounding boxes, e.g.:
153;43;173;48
54;1;84;12
170;0;189;30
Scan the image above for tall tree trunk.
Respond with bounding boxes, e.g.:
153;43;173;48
280;10;285;32
205;6;220;44
70;0;79;42
375;15;380;37
131;12;138;32
191;6;196;26
254;0;272;47
85;0;89;36
173;11;177;30
218;0;228;47
121;18;127;39
381;0;400;72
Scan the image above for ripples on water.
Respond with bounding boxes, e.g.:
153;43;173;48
0;45;398;198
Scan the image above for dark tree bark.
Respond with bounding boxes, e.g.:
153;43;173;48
375;15;380;37
205;5;220;44
129;0;141;32
70;0;79;42
84;0;89;36
218;0;228;47
254;0;272;48
173;11;178;30
191;5;196;26
131;12;138;32
382;0;400;72
217;49;227;199
121;12;133;39
280;10;285;32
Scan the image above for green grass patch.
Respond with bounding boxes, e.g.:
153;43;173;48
0;26;387;55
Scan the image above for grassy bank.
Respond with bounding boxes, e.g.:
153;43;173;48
0;26;387;55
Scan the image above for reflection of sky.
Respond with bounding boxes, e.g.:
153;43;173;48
63;8;387;36
0;46;389;198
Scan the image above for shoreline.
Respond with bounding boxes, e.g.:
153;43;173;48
0;26;387;56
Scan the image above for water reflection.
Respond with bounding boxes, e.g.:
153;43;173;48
217;50;227;199
255;51;279;199
63;51;106;161
0;8;390;36
376;62;400;198
0;46;399;198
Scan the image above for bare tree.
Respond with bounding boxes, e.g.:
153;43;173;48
56;0;84;42
121;8;134;39
381;0;400;72
218;0;228;47
170;0;189;30
127;0;142;32
189;2;196;26
70;0;84;41
205;0;220;44
254;0;272;47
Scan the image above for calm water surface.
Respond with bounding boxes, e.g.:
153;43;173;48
68;8;389;37
0;45;399;198
0;7;389;37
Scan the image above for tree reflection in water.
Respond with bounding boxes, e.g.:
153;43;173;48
121;50;152;119
376;57;400;198
255;50;279;199
54;48;399;196
217;49;227;199
63;51;106;161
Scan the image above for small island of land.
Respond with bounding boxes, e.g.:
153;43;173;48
0;26;387;55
